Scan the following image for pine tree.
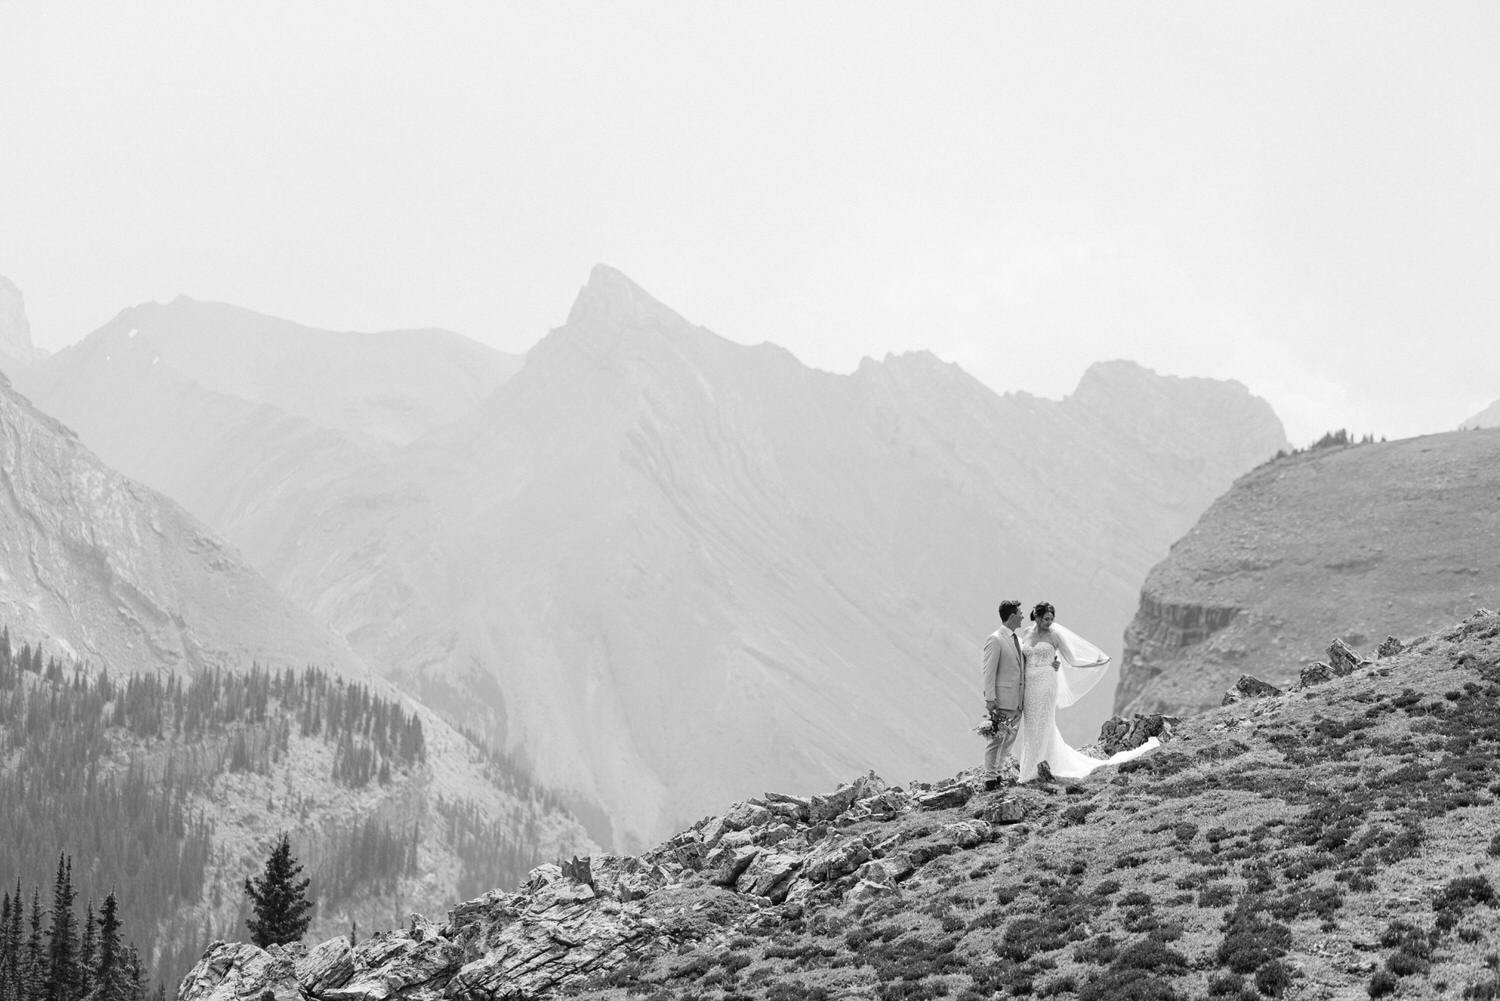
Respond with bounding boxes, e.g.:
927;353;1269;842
243;835;314;948
1;889;14;1001
77;902;95;1001
94;894;129;1001
45;856;76;1001
24;889;45;1001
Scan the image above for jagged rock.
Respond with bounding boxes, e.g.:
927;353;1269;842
447;880;649;1001
1377;636;1405;658
559;855;593;886
1301;661;1335;686
855;853;915;884
938;821;987;850
736;851;802;903
917;784;973;811
321;928;461;1001
706;844;760;886
808;773;887;822
755;823;796;847
525;863;563;890
1329;638;1369;676
698;816;730;848
802;836;872;883
721;801;774;831
846;877;897;904
1221;675;1283;705
588;856;668;902
763;791;812;824
177;942;300;1001
855;789;911;822
717;829;756;852
976;798;1027;825
297;937;355;993
1096;714;1178;755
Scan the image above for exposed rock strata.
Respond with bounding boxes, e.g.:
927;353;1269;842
1115;430;1500;717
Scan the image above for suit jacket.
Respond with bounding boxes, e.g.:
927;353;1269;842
982;627;1025;711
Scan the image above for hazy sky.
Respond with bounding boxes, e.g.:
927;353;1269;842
3;2;1496;444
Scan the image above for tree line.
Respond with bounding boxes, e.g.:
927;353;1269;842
0;855;147;1001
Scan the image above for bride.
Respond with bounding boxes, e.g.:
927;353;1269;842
1017;601;1159;781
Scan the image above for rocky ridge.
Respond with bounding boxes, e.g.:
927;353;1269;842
178;610;1500;1000
1115;429;1500;719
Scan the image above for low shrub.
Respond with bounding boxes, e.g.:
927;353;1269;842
1255;958;1294;996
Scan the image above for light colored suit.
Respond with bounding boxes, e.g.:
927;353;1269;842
981;626;1026;780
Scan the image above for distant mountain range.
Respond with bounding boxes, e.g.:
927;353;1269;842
7;266;1288;848
1115;428;1500;717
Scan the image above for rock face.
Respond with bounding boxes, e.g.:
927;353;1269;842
0;369;367;678
24;266;1287;847
0;275;41;371
1115;430;1500;718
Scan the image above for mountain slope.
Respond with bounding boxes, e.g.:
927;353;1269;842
0;369;370;677
1461;397;1500;429
240;265;1287;847
1114;429;1500;717
179;609;1500;1001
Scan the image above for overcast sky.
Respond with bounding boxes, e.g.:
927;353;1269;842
2;2;1496;444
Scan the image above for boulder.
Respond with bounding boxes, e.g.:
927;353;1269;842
917;784;973;811
1377;636;1405;659
847;878;898;905
755;823;796;847
1300;661;1334;686
735;851;802;903
802;836;872;883
855;853;914;884
1221;675;1283;705
721;801;774;831
976;798;1026;825
1096;714;1178;755
1328;638;1368;676
706;844;760;886
177;942;300;1001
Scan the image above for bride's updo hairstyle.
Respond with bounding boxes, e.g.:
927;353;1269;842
1030;601;1056;623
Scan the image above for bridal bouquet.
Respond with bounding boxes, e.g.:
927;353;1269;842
975;707;1020;739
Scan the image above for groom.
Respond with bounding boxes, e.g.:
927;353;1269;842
980;599;1026;790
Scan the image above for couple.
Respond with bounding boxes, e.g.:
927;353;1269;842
980;599;1156;788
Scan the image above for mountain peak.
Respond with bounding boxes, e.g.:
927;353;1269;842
0;274;41;369
565;265;690;332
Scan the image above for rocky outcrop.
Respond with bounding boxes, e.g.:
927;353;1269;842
178;755;1158;1001
0;275;40;371
1095;713;1179;755
1114;430;1500;718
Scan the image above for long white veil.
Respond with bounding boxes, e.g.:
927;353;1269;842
1020;621;1111;709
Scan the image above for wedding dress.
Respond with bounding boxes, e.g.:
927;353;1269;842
1016;625;1159;781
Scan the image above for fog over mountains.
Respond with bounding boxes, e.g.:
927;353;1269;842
9;266;1287;847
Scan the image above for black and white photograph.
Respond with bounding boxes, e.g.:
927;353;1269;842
1;4;1497;999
